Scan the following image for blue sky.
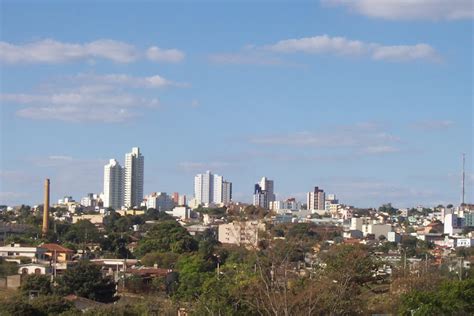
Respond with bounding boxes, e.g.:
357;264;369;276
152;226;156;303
0;0;472;208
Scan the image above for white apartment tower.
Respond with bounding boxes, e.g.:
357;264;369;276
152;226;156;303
124;147;144;208
103;159;124;210
194;171;232;205
307;186;325;212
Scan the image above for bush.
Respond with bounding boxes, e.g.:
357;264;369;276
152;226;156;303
20;275;52;296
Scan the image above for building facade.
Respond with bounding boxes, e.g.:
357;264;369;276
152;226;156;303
253;177;275;209
194;171;232;205
307;186;326;213
103;159;124;210
124;147;144;208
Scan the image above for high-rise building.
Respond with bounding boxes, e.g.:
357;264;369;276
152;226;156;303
222;181;232;205
194;171;213;205
253;177;275;209
194;171;232;205
103;159;124;210
172;192;179;204
124;147;144;208
307;186;325;212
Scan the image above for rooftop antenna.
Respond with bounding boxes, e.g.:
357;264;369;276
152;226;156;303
461;153;465;205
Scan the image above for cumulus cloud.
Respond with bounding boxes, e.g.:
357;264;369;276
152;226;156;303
0;70;192;123
265;35;440;62
146;46;185;63
0;39;185;64
321;0;474;21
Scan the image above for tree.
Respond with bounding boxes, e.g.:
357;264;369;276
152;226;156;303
20;275;52;296
64;220;101;244
141;251;179;268
30;295;75;315
399;279;474;315
56;260;117;303
135;221;198;256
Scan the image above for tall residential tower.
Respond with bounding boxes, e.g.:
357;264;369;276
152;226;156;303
103;159;124;210
124;147;144;208
194;171;232;205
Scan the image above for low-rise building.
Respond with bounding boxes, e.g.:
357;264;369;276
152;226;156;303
0;243;47;261
18;263;51;275
166;206;191;220
218;221;265;246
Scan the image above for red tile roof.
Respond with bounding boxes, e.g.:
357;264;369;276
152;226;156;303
40;243;74;253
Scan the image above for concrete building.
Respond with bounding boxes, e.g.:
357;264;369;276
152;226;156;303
222;181;232;205
72;214;104;225
103;159;124;210
270;198;300;212
307;186;325;213
178;194;187;206
166;206;191;220
218;221;266;246
0;244;47;261
81;193;102;208
444;213;464;236
194;171;232;205
145;192;175;211
465;213;474;227
362;223;393;238
253;177;275;209
19;264;51;276
124;147;144;208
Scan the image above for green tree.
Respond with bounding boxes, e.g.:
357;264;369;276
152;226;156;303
64;220;101;244
20;275;52;296
30;295;76;315
135;221;198;256
56;260;117;303
174;254;214;301
399;279;474;315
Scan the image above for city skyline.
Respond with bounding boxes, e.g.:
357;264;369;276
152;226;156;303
1;1;472;208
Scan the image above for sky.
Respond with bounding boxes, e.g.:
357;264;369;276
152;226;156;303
0;0;473;208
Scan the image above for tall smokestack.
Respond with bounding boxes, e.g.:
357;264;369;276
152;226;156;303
42;178;50;237
462;153;465;205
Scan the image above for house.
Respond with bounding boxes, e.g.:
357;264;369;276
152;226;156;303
0;243;47;261
18;263;51;275
40;243;74;263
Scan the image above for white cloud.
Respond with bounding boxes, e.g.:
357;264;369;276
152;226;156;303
249;123;401;155
0;39;138;64
73;73;184;88
265;34;440;62
322;0;474;21
2;86;160;123
146;46;185;63
0;70;190;122
372;44;439;62
0;39;185;64
412;120;455;130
